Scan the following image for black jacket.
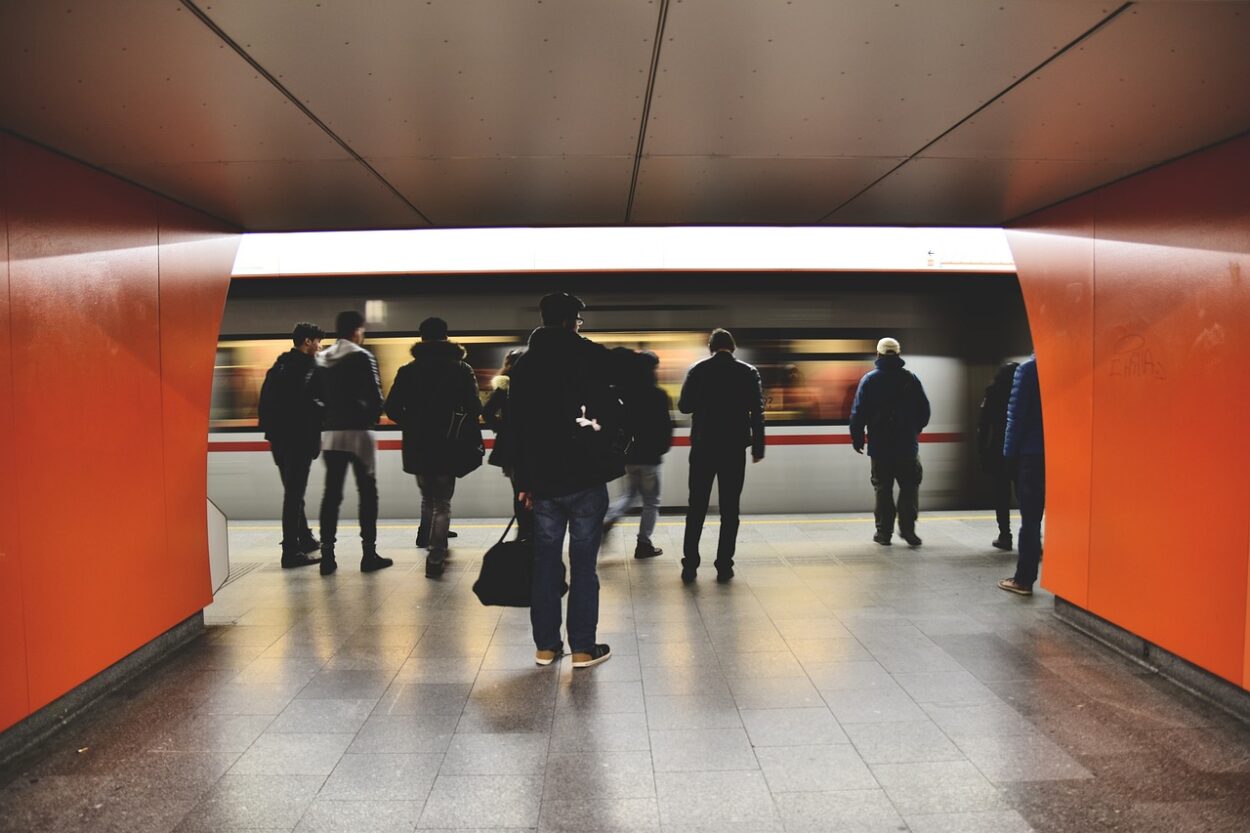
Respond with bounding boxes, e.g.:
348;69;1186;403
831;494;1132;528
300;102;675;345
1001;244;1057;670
257;348;324;458
483;374;516;473
849;355;931;458
977;361;1019;473
318;340;384;430
384;340;482;476
678;351;766;460
507;326;625;498
623;384;674;465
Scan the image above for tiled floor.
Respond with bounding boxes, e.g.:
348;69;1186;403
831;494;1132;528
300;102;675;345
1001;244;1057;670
3;512;1250;832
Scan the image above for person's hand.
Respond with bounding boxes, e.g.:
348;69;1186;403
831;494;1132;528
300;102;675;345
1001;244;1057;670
854;447;864;455
518;491;534;510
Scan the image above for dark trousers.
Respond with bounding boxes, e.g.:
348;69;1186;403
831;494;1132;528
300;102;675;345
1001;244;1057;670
1013;454;1046;588
989;465;1014;538
272;446;315;555
509;474;535;541
870;454;923;538
320;450;378;550
683;447;747;571
417;474;455;557
531;484;608;653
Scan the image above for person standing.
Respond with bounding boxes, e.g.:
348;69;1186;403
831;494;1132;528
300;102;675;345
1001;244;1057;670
604;351;673;559
258;322;325;569
977;361;1020;550
998;356;1045;596
509;292;621;668
318;310;392;575
849;337;931;547
384;317;482;578
482;348;533;541
679;328;766;584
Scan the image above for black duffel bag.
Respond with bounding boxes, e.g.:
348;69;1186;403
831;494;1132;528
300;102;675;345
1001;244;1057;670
472;518;566;607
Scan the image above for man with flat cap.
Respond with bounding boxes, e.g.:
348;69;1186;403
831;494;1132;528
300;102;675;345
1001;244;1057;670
849;337;931;547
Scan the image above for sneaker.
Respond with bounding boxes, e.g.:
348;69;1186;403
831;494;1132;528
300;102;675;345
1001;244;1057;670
281;551;320;569
361;551;394;573
992;534;1013;551
319;553;337;576
900;532;923;547
535;645;564;666
997;578;1033;596
424;553;445;578
571;644;612;668
634;541;663;559
872;533;892;546
297;536;321;555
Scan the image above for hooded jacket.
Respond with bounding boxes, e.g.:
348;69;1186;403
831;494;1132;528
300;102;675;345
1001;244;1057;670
257;348;324;458
318;339;383;431
507;326;624;498
1004;357;1044;458
848;354;931;458
678;351;766;460
976;361;1019;473
384;339;482;476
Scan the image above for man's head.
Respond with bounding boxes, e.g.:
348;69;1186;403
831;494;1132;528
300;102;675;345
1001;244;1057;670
876;337;901;357
539;292;586;331
419;316;449;342
291;322;324;354
335;310;366;344
708;328;736;354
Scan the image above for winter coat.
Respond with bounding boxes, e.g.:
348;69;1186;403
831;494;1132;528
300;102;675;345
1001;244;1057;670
257;348;324;458
849;355;931;459
678;352;766;460
483;374;516;473
317;339;384;430
623;384;674;465
976;361;1019;474
507;326;625;498
1004;357;1044;458
384;340;482;476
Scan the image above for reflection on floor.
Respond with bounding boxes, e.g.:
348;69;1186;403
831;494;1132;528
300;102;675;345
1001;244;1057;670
2;512;1249;832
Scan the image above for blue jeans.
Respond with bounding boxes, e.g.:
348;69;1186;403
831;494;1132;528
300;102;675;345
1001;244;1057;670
604;464;662;544
1013;454;1046;588
531;484;609;653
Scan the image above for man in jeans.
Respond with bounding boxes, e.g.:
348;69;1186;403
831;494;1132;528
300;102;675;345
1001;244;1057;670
509;292;622;669
603;351;673;559
384;317;482;578
849;337;931;547
998;356;1045;596
257;322;325;569
317;310;393;575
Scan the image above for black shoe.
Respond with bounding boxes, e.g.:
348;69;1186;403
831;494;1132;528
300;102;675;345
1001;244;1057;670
448;530;457;539
681;568;697;585
361;550;393;573
424;553;445;578
634;541;663;559
992;534;1013;551
716;569;734;584
281;551;320;569
571;644;612;668
297;536;321;555
872;533;892;546
319;554;337;576
900;532;923;547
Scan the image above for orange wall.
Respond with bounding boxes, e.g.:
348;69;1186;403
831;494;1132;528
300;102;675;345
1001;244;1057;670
1007;133;1250;689
0;134;238;731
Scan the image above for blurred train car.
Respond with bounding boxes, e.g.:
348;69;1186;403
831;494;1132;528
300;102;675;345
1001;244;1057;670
208;272;1031;519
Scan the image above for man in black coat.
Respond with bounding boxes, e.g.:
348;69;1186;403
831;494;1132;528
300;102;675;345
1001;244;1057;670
678;328;766;584
849;337;932;547
509;292;621;669
317;310;392;575
258;322;325;569
977;361;1019;550
384;317;482;578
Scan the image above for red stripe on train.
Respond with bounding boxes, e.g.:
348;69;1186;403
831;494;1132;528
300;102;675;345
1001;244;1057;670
209;433;965;452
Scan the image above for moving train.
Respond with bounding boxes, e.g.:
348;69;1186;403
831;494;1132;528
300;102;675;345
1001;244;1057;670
208;272;1032;520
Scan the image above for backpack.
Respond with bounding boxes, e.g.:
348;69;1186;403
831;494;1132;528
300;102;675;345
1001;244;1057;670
257;358;291;436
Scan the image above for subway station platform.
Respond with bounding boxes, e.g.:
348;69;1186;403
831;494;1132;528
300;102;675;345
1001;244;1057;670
2;513;1248;833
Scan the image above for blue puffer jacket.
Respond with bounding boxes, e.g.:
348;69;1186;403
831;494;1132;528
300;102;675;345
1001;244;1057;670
1004;357;1044;457
849;355;931;458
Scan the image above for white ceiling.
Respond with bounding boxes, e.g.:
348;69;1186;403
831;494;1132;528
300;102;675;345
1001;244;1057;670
1;0;1247;231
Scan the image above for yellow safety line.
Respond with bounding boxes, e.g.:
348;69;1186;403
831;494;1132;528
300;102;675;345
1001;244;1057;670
238;514;1008;531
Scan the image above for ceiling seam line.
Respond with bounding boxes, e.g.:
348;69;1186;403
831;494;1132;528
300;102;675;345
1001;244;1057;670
814;1;1135;224
181;0;434;226
625;0;672;224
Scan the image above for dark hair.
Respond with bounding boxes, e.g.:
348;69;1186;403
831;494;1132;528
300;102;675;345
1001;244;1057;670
499;348;524;376
291;322;324;346
335;310;365;339
708;328;736;353
637;349;660;369
539;292;586;326
418;316;448;341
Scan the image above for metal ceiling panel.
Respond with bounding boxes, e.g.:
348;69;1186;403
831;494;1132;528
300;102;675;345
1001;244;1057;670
825;157;1144;226
645;0;1117;158
924;2;1250;164
632;156;901;224
373;156;634;227
108;159;426;231
0;1;345;166
200;0;658;159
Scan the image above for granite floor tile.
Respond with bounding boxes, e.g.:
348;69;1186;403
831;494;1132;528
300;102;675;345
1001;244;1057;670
294;798;424;832
644;693;743;730
842;719;965;764
822;685;928;724
557;679;647;715
544;750;656;800
320;752;442;801
775;788;906;833
349;713;456;754
650;727;759;772
182;774;324;829
739;707;849;747
538;796;661;832
904;808;1035;833
654;770;781;829
727;676;824;709
441;732;550;775
297;669;396;700
894;670;1000;706
756;744;878;792
228;731;353;775
550;710;652;753
956;734;1093;782
870;760;1010;815
267;698;376;734
417;774;543;828
374;681;474;716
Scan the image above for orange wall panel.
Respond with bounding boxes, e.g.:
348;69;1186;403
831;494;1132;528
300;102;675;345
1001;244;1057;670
1005;204;1095;607
0;137;31;729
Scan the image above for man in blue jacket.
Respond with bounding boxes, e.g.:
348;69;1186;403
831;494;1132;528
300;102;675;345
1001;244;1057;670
998;356;1045;596
849;337;931;546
